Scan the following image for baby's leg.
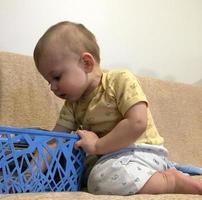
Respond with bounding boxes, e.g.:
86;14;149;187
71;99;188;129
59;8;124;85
138;168;202;194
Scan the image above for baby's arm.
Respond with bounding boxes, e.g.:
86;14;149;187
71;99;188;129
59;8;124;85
75;101;147;155
96;101;147;154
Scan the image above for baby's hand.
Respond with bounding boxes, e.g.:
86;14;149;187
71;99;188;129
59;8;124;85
74;130;99;155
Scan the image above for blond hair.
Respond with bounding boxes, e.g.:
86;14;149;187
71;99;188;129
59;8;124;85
33;21;100;67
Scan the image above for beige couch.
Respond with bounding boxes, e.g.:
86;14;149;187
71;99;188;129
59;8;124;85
0;52;201;199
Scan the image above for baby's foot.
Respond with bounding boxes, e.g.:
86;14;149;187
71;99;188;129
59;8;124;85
171;169;202;194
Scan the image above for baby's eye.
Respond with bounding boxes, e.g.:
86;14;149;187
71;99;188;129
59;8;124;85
53;75;61;81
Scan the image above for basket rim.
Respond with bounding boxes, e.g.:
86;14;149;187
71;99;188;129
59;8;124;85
0;126;79;140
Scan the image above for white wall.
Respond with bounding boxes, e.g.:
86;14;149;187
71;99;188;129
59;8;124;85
0;0;201;84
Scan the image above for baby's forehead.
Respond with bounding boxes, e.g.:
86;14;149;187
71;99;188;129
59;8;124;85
41;44;78;65
41;36;68;55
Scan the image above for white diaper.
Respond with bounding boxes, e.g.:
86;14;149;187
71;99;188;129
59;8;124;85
88;144;169;195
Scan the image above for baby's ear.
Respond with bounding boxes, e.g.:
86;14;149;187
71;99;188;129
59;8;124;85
81;52;95;73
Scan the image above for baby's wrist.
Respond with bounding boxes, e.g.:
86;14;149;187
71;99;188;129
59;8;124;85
94;138;104;155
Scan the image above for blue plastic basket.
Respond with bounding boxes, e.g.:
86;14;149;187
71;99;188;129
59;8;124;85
0;126;85;194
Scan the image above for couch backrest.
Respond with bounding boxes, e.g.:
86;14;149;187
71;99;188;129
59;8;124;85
0;52;64;130
139;76;202;166
0;52;201;166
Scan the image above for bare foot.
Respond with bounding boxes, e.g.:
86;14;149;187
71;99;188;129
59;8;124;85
170;169;202;194
139;169;202;194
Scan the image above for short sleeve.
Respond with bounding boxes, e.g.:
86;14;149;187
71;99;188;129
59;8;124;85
56;101;76;131
112;70;148;116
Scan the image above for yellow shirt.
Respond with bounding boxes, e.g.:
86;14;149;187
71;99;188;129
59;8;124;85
57;69;164;145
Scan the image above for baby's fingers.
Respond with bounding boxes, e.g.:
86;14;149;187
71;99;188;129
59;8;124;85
74;130;86;150
75;130;87;138
74;140;82;150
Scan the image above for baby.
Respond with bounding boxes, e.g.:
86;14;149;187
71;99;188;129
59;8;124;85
33;21;202;195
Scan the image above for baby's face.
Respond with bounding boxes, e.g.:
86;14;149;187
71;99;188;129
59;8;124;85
37;51;89;102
